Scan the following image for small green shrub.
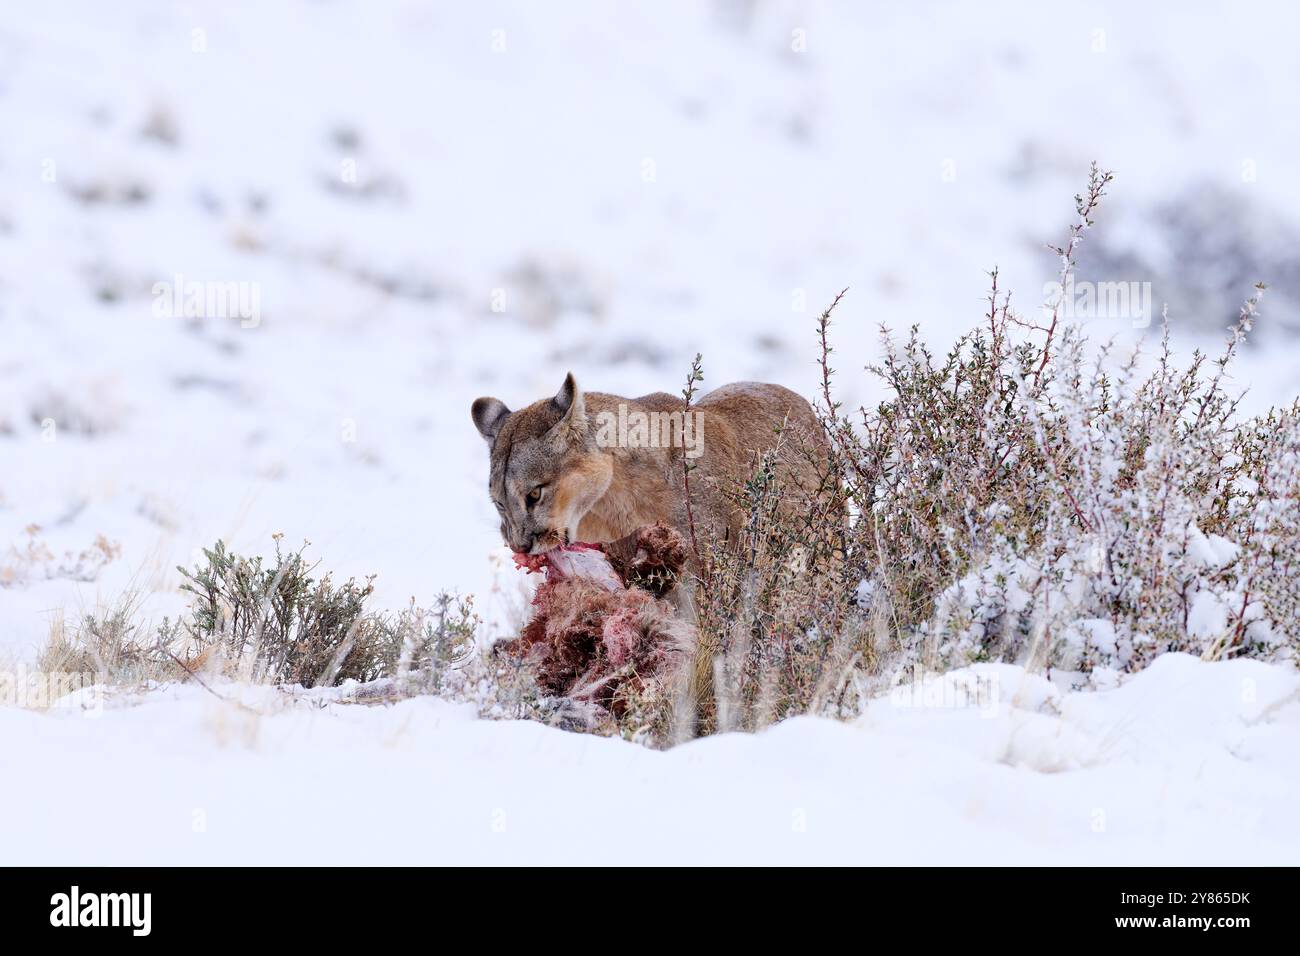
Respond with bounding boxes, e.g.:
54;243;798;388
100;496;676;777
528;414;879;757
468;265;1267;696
174;536;478;687
42;537;478;691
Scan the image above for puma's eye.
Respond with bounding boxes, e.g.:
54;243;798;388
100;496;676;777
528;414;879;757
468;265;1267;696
525;485;545;506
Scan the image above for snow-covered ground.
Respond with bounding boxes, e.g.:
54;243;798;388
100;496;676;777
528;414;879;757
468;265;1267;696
6;654;1296;864
3;1;1300;864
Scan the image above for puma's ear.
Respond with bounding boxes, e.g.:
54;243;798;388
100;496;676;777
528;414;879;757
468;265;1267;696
471;397;510;445
550;372;586;435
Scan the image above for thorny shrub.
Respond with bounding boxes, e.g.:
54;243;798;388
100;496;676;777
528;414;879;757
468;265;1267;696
684;163;1300;739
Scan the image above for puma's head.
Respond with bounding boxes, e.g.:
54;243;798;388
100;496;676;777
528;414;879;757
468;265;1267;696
471;373;613;554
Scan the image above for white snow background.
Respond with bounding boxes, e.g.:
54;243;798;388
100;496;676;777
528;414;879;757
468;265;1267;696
2;1;1299;864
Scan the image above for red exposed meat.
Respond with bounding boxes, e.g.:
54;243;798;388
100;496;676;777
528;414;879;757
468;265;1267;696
496;523;693;717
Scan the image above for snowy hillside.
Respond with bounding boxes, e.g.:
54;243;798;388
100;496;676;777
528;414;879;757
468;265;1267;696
3;1;1300;865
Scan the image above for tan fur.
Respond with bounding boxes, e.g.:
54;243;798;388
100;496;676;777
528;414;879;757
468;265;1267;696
472;374;827;555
